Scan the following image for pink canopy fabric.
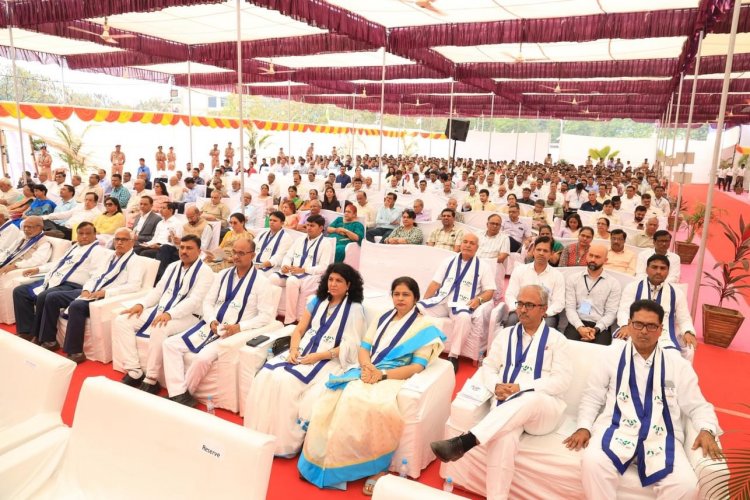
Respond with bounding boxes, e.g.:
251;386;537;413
0;0;745;123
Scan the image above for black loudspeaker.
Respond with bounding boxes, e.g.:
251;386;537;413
445;119;470;142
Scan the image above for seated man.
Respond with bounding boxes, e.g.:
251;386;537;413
564;300;721;499
413;198;431;222
0;216;51;276
59;228;144;363
162;238;276;406
44;192;101;241
254;210;294;274
579;190;603;212
631;217;659;248
296;199;322;231
420;233;495;373
269;214;332;325
614;254;697;361
471;189;497;212
200;189;230;230
431;285;572;499
563;245;621;345
635;230;681;283
505;236;565;328
623;205;648;231
477;214;510;302
41;184;77;237
130;195;161;245
13;222;108;349
605;229;636;275
364;193;400;242
501;205;532;253
135;202;183;260
427;208;464;252
112;235;214;394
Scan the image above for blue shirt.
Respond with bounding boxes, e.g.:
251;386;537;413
109;186;131;209
137;165;152;181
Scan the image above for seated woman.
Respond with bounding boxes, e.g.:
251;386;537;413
530;199;548;230
93;197;126;235
19;184;55;225
254;183;274;218
524;224;563;266
558;212;582;238
498;193;519;214
8;184;33;223
151;181;171;213
595;217;611;240
327;202;364;262
281;200;300;230
300;189;320;211
298;276;445;493
204;213;254;272
321;186;341;212
559;226;594;267
286;186;303;210
244;263;366;457
383;209;424;245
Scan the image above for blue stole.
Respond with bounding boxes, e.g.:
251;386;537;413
0;232;44;267
419;255;480;314
31;242;97;297
180;268;258;353
135;260;203;338
276;235;323;279
497;323;550;406
636;281;679;350
255;229;285;266
91;251;135;292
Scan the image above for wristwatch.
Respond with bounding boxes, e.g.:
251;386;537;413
381;370;388;381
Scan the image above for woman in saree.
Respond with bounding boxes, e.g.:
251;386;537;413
18;184;55;225
326;202;364;262
298;276;445;494
244;263;366;457
204;213;254;272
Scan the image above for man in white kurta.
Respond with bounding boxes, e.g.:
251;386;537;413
162;238;276;406
431;285;572;500
634;230;681;284
0;216;52;276
615;254;697;361
253;210;294;275
477;214;510;302
420;233;495;373
564;300;721;499
268;214;332;325
112;234;214;394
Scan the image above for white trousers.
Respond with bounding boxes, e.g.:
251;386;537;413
423;301;492;357
471;392;565;500
162;334;221;397
582;430;698;500
268;274;321;324
111;308;198;381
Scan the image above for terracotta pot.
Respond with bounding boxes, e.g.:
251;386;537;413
702;304;745;348
675;241;699;265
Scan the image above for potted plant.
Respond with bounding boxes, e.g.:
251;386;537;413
675;203;721;264
701;216;750;348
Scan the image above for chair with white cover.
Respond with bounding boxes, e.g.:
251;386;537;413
0;377;276;500
55;256;160;363
187;285;283;412
0;237;71;325
439;341;725;499
0;334;76;456
373;475;462;499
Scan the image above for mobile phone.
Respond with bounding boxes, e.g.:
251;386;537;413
246;335;270;347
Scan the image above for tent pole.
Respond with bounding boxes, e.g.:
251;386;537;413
661;95;674;174
350;93;356;159
429;106;434;157
187;57;194;171
514;102;522;162
691;0;742;317
533;109;540;162
673;32;703;247
287;80;291;157
236;0;245;215
448;78;454;167
397;101;402;156
378;41;387;190
6;2;27;176
669;73;685;185
487;94;495;162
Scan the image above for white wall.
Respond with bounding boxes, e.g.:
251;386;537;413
558;133;658;166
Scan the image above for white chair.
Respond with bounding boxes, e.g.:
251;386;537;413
0;377;276;499
0;334;76;456
439;341;725;499
55;256;159;363
373;475;462;499
0;237;71;325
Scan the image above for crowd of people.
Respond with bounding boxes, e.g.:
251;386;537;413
0;143;722;499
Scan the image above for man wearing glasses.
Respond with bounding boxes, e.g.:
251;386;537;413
615;254;697;361
565;299;720;498
477;214;510;302
431;284;572;499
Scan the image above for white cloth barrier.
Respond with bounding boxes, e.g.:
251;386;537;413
55;256;159;363
439;341;723;499
0;237;71;325
0;377;276;499
373;475;463;499
0;333;76;456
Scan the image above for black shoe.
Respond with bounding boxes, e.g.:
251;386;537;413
170;392;197;407
448;356;459;374
138;380;162;395
41;341;60;352
17;333;34;341
430;436;467;463
121;373;145;387
67;352;87;364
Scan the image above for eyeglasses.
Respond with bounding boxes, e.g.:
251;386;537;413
233;251;252;257
516;301;545;310
113;237;131;243
630;321;661;332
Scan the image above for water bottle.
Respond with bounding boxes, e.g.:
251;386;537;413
475;349;485;367
266;347;274;361
206;395;215;415
443;477;454;493
399;458;409;478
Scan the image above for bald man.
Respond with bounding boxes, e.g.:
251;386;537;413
420;233;496;373
563;244;622;345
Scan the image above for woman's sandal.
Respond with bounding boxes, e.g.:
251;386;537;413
362;472;387;496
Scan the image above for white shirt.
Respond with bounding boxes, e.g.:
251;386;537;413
145;216;183;247
81;250;144;296
430;254;496;299
281;234;333;275
505;262;565;316
139;259;215;320
477;232;510;261
0;235;53;269
565;190;587;209
481;322;572;396
126;189;154;213
577;343;718;444
635;250;681;284
254;228;294;270
617;279;695;340
38;242;110;288
652;196;671;217
620;194;642;213
203;268;275;333
356;203;376;228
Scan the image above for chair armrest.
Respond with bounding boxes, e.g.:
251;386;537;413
682;417;728;498
215;321;284;357
487;302;509;351
89;291;151;322
397;359;455;421
0;427;70;499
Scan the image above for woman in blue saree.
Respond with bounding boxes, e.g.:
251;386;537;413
17;184;55;226
298;276;445;494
